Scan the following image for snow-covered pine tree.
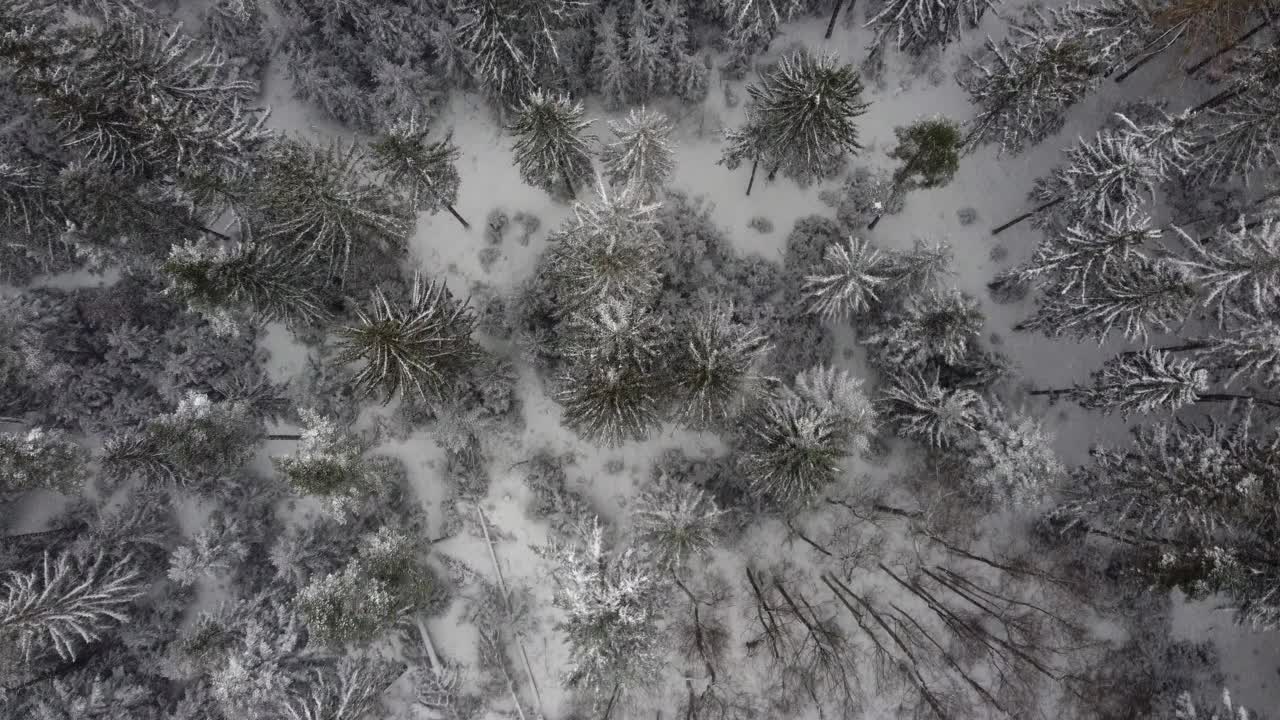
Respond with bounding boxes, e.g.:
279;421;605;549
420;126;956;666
560;299;666;370
1046;0;1164;76
1002;204;1160;297
201;0;270;83
0;550;145;661
253;138;413;277
455;0;586;104
1015;258;1196;343
279;654;403;720
272;410;386;520
718;110;771;195
880;367;982;448
883;238;956;294
626;0;667;101
162;233;328;332
556;361;666;446
297;526;438;644
542;183;663;310
865;0;992;56
743;50;870;185
508;91;595;200
1184;43;1280;183
368;112;468;228
717;0;808;58
803;236;893;317
739;365;873;505
863;288;984;369
1192;322;1280;388
1190;90;1280;186
657;0;709;102
101;393;260;488
1035;349;1211;415
633;474;726;569
337;272;478;402
0;427;89;495
545;519;665;697
1054;413;1280;628
600;107;676;201
959;24;1103;153
276;0;444;130
1171;219;1280;323
965;407;1063;506
296;564;399;646
0;7;269;181
1011;117;1188;234
670;301;771;427
591;6;629;109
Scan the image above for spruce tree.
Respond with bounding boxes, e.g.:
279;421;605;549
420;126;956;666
670;302;771;427
880;368;982;448
592;6;629;109
866;0;992;56
1172;219;1280;323
556;358;666;447
1055;414;1280;629
739;366;873;505
1015;259;1196;343
633;474;725;569
337;273;479;402
368;112;468;229
253;138;413;277
272;410;386;518
0;7;268;181
546;520;664;697
717;0;808;57
542;184;663;311
738;50;870;186
718;110;771;195
455;0;587;104
803;236;894;318
965;408;1063;506
162;230;328;330
508;91;595;200
0;551;145;661
1035;349;1211;415
959;26;1103;153
0;427;89;495
601;108;676;201
101;394;260;489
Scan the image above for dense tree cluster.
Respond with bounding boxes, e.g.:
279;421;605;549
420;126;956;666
5;0;1279;716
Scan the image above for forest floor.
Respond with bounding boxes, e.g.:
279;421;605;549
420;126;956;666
236;6;1280;719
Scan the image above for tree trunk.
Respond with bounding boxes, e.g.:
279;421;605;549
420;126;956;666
867;213;882;230
992;196;1064;235
601;684;622;720
265;433;301;440
1187;17;1272;75
766;163;780;181
1114;46;1169;82
1196;392;1280;409
444;203;471;230
745;158;759;196
1188;84;1244;116
558;159;577;201
824;0;845;39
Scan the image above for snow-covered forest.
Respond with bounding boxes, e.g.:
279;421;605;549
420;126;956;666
1;0;1278;717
